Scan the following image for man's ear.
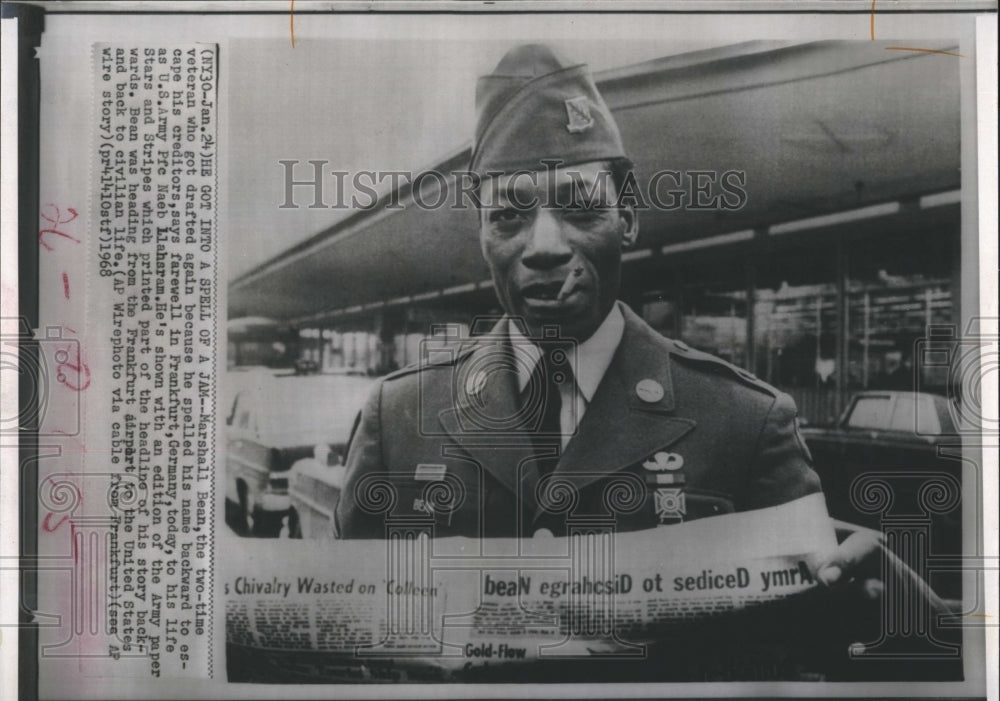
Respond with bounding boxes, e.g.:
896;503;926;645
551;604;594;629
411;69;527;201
619;204;638;249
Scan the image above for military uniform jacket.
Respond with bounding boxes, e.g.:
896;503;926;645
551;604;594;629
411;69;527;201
336;304;820;539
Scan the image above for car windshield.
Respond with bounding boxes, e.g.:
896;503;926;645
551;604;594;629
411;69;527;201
845;395;892;430
259;375;375;444
889;393;942;435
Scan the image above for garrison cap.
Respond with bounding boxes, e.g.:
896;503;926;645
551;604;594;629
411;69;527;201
470;44;627;177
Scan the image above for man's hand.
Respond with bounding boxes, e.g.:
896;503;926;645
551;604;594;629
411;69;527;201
813;520;958;658
816;529;886;601
817;521;953;610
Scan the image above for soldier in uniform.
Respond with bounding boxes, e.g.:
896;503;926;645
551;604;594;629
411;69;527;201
335;44;911;608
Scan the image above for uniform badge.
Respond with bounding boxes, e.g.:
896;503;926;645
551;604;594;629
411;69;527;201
635;378;665;403
642;451;683;471
564;96;594;133
415;463;447;481
654;488;686;523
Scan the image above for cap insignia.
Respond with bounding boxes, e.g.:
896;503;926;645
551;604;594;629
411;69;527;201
564;95;594;133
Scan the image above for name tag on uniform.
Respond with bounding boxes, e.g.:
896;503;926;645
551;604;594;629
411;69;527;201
415;463;447;481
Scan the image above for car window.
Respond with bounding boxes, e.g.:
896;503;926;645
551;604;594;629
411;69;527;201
232;392;252;431
845;395;892;430
889;393;941;435
226;393;240;426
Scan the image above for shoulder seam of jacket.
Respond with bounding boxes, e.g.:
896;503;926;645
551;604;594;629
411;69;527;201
670;349;779;398
381;342;484;382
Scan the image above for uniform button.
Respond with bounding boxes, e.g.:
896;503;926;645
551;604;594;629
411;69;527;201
533;528;554;538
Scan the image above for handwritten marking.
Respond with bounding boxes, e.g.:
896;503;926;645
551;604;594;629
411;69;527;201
55;345;92;392
40;204;78;227
871;0;962;57
62;272;70;299
38;204;80;251
42;512;70;533
884;46;964;58
290;0;296;48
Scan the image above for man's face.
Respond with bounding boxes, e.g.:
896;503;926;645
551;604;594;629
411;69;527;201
480;162;637;341
479;161;637;342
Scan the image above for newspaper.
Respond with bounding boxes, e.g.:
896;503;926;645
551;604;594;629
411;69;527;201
224;494;836;677
4;5;996;700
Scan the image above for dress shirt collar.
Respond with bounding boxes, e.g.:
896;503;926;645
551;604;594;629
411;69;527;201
509;303;625;402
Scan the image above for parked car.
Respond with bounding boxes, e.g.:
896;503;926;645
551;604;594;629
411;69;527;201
224;371;374;537
286;453;349;540
800;391;963;597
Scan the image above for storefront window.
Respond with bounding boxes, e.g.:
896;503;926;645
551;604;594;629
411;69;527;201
639;254;748;366
754;242;840;424
755;284;839;385
641;294;678;340
638;221;956;425
755;282;840;423
680;283;748;366
846;229;953;393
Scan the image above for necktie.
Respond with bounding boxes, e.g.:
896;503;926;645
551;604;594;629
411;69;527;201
526;348;571;477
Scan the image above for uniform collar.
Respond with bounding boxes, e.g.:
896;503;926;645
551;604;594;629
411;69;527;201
508;303;625;402
439;303;690;505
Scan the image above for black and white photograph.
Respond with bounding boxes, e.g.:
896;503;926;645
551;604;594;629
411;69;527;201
222;21;981;688
5;4;996;700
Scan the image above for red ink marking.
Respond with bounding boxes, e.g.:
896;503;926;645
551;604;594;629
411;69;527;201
42;512;70;533
58;360;92;391
56;345;92;391
62;272;71;299
71;523;78;564
39;227;81;251
63;326;77;335
38;204;81;251
40;204;78;226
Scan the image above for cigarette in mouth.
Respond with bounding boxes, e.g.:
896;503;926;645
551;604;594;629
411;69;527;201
557;266;584;300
